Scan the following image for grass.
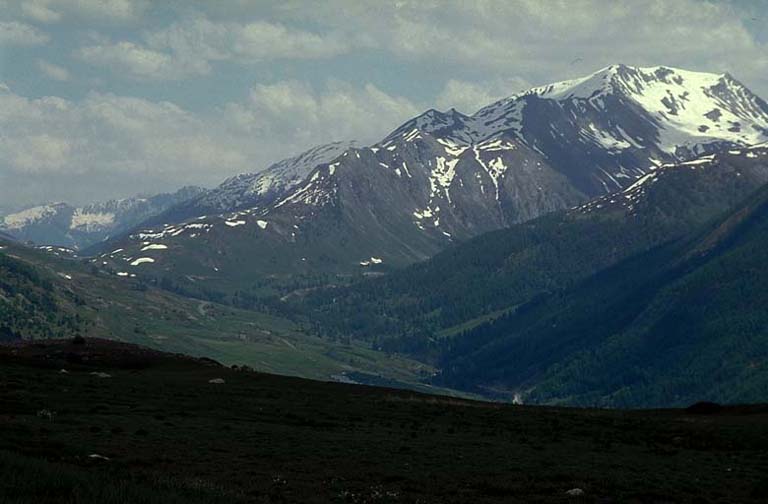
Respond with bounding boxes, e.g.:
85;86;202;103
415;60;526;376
1;338;768;503
437;305;516;339
0;241;439;391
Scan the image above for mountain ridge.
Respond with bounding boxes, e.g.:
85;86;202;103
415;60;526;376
434;148;768;406
1;186;205;250
293;144;768;352
89;64;768;298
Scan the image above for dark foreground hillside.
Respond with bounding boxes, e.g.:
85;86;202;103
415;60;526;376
1;339;768;503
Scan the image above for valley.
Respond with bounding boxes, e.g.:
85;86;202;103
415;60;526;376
3;65;768;409
5;4;768;502
0;238;440;394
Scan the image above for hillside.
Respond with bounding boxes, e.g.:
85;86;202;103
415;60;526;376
0;238;437;391
436;158;768;407
295;144;768;349
0;245;85;342
1;338;767;503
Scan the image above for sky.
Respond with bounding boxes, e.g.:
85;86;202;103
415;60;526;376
0;0;767;212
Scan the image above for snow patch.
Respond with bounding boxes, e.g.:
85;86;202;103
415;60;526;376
140;244;168;251
70;210;115;231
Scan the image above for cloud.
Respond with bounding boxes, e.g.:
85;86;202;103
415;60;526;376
77;16;350;80
0;79;418;207
37;59;70;81
226;79;420;148
0;87;238;178
76;41;211;80
436;77;533;114
21;1;62;23
0;20;49;45
4;0;768;209
65;1;768;93
286;0;768;96
147;16;349;63
19;0;148;23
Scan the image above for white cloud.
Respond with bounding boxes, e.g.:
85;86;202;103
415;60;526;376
63;0;146;21
287;0;768;97
0;20;49;45
436;77;532;114
76;41;211;80
21;1;62;23
20;0;148;23
77;15;350;81
147;16;349;63
0;79;418;206
37;59;70;81
226;79;419;148
0;86;240;180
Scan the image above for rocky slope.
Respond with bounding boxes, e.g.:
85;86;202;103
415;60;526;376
95;65;768;294
294;143;768;346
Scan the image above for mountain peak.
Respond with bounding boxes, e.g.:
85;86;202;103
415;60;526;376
515;64;728;101
472;64;768;158
382;107;475;145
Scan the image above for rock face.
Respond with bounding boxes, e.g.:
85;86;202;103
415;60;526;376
290;144;768;352
95;65;768;288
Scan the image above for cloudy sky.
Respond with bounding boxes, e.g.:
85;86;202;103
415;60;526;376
1;0;767;212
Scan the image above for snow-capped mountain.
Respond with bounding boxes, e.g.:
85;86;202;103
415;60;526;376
141;141;356;227
471;64;768;193
96;65;768;292
1;187;204;249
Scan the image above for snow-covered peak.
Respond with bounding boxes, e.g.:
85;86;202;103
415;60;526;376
382;108;476;145
70;208;116;232
506;64;730;102
475;64;768;153
520;64;626;101
217;140;356;200
1;203;69;230
1;187;204;249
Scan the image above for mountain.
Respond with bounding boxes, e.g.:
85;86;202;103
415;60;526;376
436;145;768;407
472;64;768;194
140;141;357;227
94;65;768;298
1;187;204;250
296;143;768;349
